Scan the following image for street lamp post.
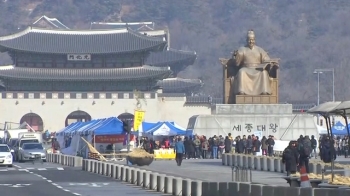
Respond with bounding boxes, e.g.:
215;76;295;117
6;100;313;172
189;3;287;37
313;68;335;125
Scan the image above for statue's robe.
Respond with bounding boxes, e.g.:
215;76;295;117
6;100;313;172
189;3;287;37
233;45;272;95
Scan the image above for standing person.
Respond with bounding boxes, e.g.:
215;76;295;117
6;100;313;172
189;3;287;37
261;136;268;156
224;136;232;153
282;141;299;176
212;136;219;159
174;138;185;166
298;136;312;173
267;135;275;157
310;135;318;158
201;136;209;159
246;135;253;154
194;136;201;159
252;136;261;155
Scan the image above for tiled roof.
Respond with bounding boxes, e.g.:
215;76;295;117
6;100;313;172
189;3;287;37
157;78;203;90
146;49;197;67
0;27;167;54
0;65;171;81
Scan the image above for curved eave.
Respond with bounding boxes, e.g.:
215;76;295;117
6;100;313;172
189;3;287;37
157;78;203;90
0;66;172;81
0;27;167;54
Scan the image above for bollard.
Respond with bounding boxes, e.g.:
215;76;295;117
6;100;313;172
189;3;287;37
143;171;151;189
182;178;192;196
316;163;323;175
104;163;109;176
280;159;285;173
247;156;253;168
98;162;103;174
137;170;144;186
253;157;260;170
131;168;138;184
274;158;281;172
111;165;116;179
309;163;316;174
116;165;122;180
237;155;243;167
267;158;274;171
227;154;233;166
164;176;174;194
120;166;126;182
94;161;98;173
242;156;248;167
157;174;166;192
233;154;238;166
222;153;227;165
126;167;132;183
149;172;158;190
260;157;268;171
191;180;202;196
172;177;182;196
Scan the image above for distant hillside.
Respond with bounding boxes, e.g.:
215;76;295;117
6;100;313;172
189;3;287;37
1;0;350;101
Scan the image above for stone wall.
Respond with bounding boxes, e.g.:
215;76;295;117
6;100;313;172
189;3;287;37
0;92;211;131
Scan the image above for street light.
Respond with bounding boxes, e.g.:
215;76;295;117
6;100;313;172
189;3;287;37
313;68;335;124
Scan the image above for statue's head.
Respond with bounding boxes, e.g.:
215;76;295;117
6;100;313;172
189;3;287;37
246;30;255;49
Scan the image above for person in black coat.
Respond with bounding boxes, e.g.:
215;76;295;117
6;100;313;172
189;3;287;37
236;136;244;154
282;140;299;176
224;136;232;153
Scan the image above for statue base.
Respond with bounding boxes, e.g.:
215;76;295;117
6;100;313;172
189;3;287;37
235;95;278;104
212;104;292;115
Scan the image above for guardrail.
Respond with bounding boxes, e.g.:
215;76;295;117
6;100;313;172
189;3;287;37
46;153;83;167
47;153;350;195
222;154;347;175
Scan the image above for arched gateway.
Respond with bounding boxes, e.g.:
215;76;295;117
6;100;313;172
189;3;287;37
118;113;134;122
65;110;91;127
20;113;44;132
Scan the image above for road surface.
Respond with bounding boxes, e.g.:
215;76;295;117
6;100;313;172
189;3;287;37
0;161;161;196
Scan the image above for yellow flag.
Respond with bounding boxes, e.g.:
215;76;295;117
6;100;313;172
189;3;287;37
133;110;145;131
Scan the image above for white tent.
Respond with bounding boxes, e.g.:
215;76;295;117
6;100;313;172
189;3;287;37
316;125;328;135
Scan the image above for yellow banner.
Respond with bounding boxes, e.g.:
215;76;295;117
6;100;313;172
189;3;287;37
133;110;145;131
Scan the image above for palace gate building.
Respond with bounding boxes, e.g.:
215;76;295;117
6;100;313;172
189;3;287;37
0;16;210;132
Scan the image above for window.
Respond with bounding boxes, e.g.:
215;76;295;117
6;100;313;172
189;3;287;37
22;143;43;150
0;146;10;152
106;63;114;68
57;63;64;68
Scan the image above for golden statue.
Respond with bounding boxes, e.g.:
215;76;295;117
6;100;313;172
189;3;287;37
220;30;280;104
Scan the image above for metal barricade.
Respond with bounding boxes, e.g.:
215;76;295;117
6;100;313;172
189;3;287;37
231;166;252;182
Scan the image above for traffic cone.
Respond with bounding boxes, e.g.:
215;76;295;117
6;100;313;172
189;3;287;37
300;166;311;187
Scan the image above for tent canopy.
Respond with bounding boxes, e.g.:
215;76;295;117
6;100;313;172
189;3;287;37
144;121;188;136
93;117;124;135
58;117;124;136
331;121;348;135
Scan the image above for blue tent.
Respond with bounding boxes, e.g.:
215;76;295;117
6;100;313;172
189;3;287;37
63;122;85;135
92;117;124;135
145;121;188;136
331;121;348;135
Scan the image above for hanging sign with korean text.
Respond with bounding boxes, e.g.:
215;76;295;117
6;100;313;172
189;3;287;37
67;54;91;61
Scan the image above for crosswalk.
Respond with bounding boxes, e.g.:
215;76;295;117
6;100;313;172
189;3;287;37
0;167;65;172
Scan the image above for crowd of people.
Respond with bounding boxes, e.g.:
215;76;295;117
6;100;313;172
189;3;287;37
171;134;277;166
281;134;349;176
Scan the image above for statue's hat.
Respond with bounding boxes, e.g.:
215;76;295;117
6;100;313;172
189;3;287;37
247;30;255;38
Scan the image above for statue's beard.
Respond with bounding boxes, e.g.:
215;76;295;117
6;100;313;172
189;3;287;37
248;44;254;49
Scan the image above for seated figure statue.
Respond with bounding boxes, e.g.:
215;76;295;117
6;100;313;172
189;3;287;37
228;30;279;96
